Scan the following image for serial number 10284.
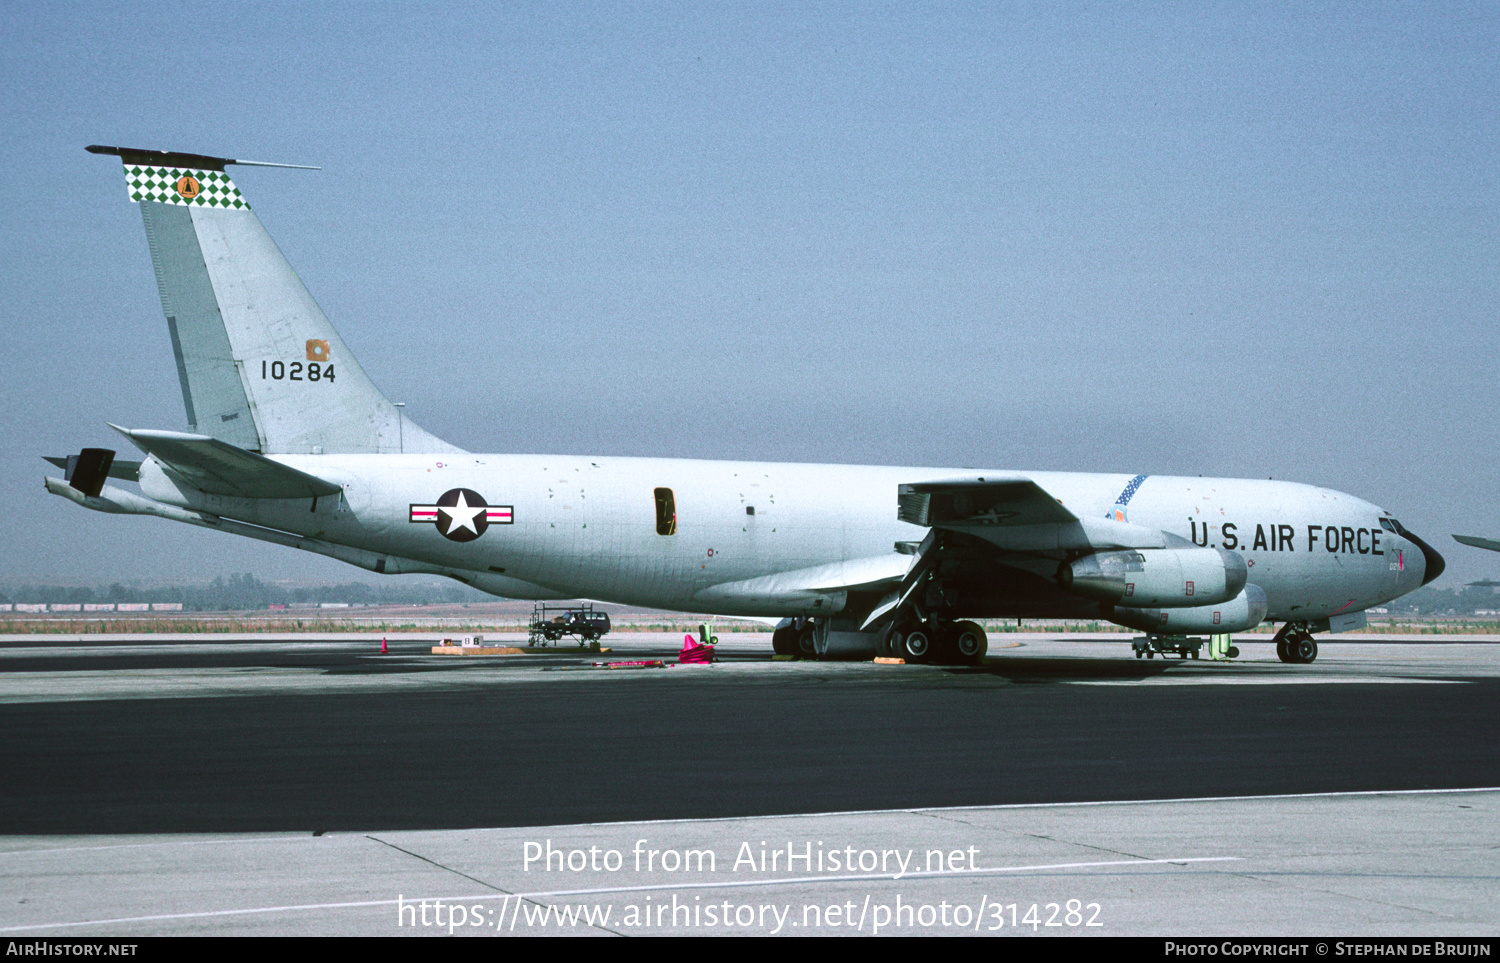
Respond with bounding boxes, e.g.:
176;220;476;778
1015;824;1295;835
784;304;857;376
262;361;335;382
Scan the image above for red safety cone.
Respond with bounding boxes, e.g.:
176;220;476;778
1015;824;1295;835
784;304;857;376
380;637;388;655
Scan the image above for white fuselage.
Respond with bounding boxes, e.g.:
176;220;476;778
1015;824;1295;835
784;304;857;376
136;453;1428;624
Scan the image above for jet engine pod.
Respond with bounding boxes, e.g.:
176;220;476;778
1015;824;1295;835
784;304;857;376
1060;547;1248;608
1107;583;1268;635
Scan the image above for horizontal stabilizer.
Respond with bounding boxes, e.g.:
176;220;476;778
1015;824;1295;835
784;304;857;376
898;476;1079;528
1453;534;1500;554
86;144;320;171
110;426;341;499
44;455;142;483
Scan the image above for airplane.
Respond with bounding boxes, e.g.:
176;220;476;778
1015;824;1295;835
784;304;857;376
1453;535;1500;553
45;145;1446;667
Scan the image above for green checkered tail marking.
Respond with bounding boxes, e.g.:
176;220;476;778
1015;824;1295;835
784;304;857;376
123;166;249;210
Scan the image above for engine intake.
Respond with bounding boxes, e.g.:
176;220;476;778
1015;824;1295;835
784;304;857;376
1060;547;1248;608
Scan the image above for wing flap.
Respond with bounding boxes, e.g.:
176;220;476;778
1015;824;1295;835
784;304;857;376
695;553;913;609
111;425;341;499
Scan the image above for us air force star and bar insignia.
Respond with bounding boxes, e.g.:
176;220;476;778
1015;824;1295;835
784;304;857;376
410;489;513;542
123;166;249;209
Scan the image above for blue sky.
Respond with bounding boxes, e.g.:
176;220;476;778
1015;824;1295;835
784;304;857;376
1;2;1496;585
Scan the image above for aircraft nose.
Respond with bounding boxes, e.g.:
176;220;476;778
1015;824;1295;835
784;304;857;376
1406;530;1446;585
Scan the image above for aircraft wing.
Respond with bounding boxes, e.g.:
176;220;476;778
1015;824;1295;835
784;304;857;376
860;474;1176;630
110;426;341;499
1453;534;1500;553
898;475;1167;553
898;476;1078;528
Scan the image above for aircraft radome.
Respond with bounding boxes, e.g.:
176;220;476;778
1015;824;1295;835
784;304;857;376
45;145;1446;666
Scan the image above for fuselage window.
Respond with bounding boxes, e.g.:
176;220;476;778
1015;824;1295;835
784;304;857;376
654;487;677;536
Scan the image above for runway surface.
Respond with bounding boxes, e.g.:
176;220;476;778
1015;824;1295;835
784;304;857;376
2;789;1496;937
1;632;1496;936
1;633;1497;834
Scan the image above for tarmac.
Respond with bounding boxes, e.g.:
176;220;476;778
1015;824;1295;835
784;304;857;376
0;633;1496;936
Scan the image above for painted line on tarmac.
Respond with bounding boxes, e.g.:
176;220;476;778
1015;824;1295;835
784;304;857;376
0;855;1240;933
457;785;1500;831
0;835;312;859
1068;677;1466;686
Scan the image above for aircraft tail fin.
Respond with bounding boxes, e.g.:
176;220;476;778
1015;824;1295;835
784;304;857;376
89;145;460;455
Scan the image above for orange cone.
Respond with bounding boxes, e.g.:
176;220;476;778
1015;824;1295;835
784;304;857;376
381;637;388;654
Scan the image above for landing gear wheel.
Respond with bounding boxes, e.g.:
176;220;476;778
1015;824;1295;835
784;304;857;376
952;620;988;665
795;626;819;660
771;625;796;656
887;625;908;660
899;625;934;664
1274;624;1299;664
874;623;896;659
1288;632;1318;664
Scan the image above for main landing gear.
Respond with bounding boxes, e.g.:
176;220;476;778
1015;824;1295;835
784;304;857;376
770;619;819;658
875;619;989;666
1273;623;1319;664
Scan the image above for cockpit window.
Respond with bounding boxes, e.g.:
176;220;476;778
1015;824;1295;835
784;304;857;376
654;487;677;536
1379;517;1406;536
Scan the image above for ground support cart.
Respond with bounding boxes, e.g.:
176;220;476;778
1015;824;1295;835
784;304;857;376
1131;634;1240;660
528;603;612;647
1132;635;1203;660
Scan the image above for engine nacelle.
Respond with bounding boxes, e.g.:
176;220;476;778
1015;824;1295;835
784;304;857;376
1060;547;1247;608
1107;584;1268;634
